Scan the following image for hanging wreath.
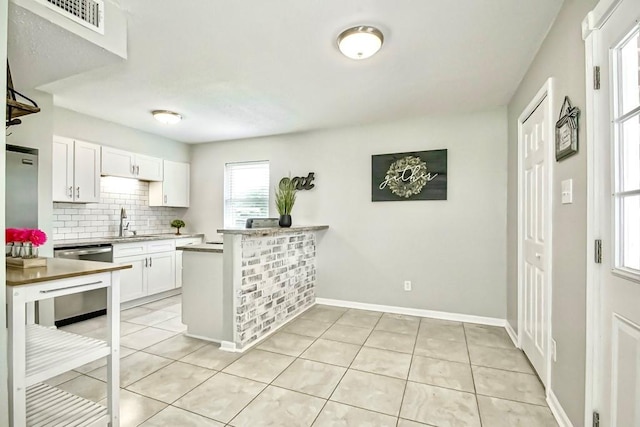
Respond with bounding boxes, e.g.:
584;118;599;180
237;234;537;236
383;155;428;198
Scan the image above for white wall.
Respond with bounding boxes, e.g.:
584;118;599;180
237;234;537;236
507;0;597;424
187;109;508;318
54;107;190;162
6;91;55;257
1;0;10;423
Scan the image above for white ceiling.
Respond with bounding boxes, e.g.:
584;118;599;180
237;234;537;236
21;1;563;143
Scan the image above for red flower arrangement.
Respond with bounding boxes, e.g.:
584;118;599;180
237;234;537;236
6;228;48;247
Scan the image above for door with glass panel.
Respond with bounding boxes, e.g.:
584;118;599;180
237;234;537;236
593;2;640;425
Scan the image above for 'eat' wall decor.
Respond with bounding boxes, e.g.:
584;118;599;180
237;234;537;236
371;149;447;201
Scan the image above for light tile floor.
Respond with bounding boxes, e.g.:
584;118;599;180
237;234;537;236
53;298;559;426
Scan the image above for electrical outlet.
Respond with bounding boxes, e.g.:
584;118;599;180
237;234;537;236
551;338;557;362
404;280;412;291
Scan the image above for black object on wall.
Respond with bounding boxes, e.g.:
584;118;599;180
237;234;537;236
371;149;447;201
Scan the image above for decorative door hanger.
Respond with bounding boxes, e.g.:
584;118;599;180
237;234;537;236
371;149;447;201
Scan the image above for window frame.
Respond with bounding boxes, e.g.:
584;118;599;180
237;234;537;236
224;160;270;229
611;25;640;280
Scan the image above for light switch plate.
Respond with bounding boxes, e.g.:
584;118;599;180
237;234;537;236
561;179;573;204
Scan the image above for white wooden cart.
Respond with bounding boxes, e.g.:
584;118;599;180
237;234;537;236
6;259;130;427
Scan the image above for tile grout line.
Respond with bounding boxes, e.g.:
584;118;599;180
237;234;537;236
463;322;483;427
308;308;388;426
226;305;346;426
395;319;421;426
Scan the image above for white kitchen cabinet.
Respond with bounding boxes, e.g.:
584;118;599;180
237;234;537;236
115;254;146;302
101;146;163;181
135;153;164;181
113;239;177;302
147;251;176;294
52;136;101;203
149;160;190;207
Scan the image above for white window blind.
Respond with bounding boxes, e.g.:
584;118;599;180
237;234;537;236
224;161;270;228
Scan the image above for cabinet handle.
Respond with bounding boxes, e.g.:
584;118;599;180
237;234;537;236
164;195;167;204
68;186;73;199
149;257;152;267
76;187;80;199
131;164;135;174
145;258;148;267
136;165;140;175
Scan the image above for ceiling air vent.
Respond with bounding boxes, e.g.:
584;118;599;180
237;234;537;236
39;0;105;34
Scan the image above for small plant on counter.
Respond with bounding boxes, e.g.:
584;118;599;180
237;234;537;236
275;177;297;227
171;219;186;235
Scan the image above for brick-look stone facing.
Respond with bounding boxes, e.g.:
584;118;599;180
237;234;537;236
235;231;316;347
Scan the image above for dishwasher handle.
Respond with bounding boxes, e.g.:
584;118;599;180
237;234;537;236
55;247;113;257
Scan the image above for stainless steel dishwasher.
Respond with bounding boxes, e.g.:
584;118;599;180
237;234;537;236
53;244;113;326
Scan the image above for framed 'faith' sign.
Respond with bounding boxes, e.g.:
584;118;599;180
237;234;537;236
371;149;447;202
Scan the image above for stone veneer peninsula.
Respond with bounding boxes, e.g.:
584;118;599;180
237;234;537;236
180;225;328;351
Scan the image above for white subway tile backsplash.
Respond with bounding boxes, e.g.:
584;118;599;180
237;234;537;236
53;177;186;240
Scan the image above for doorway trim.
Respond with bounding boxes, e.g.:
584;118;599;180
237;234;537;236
516;77;554;390
582;0;623;425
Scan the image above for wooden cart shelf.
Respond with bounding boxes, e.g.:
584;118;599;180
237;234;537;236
6;98;40;120
27;383;108;427
25;325;110;387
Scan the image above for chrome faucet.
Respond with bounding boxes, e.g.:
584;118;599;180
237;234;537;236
119;207;128;237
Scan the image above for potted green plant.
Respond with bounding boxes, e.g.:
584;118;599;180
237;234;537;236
171;219;186;235
275;177;297;228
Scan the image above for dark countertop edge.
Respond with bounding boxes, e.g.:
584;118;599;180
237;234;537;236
7;258;132;286
217;225;329;236
178;245;223;253
53;233;205;249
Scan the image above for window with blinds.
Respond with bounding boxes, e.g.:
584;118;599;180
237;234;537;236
224;161;270;228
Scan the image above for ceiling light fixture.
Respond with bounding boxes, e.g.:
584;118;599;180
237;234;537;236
337;26;384;60
152;110;182;125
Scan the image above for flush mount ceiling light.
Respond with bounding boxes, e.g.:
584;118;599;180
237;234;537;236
152;110;182;125
337;26;384;60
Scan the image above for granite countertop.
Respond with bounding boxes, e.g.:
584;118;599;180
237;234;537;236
53;233;205;249
217;225;329;236
6;258;132;286
177;242;223;253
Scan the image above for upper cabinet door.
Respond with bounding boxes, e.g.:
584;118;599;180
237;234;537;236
74;141;101;203
135;154;163;181
101;146;135;178
164;160;190;207
52;137;74;202
101;146;163;181
149;160;190;207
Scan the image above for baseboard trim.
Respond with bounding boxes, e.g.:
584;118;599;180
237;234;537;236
505;321;519;348
547;389;574;427
315;298;506;327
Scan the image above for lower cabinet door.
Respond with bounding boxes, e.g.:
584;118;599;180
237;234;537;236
147;251;176;294
115;255;147;303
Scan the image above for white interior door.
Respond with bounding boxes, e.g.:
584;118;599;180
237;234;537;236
521;94;550;385
592;2;640;426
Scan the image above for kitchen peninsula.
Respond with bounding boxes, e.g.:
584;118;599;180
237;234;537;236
180;225;328;351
